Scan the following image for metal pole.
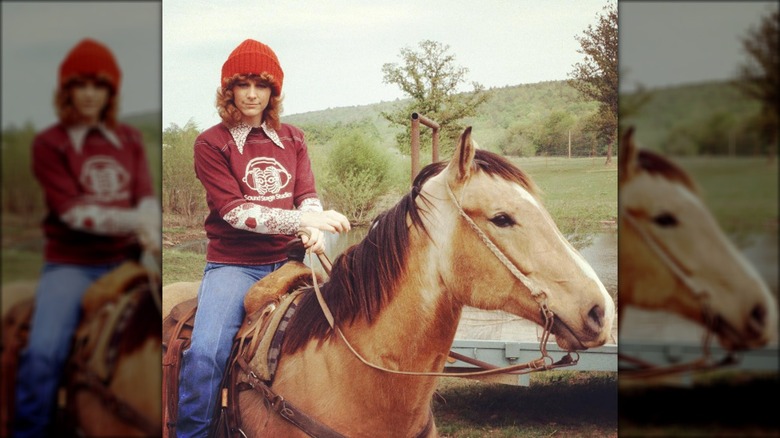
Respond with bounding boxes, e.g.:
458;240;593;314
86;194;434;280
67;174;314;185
432;129;439;163
410;113;441;183
411;115;420;183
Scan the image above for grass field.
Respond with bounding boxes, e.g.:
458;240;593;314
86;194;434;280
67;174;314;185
513;156;618;235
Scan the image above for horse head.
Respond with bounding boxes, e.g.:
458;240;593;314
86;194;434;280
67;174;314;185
618;126;777;350
420;127;616;351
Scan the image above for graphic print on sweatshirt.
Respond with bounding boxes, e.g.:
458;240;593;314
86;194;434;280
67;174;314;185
242;157;293;202
79;155;131;202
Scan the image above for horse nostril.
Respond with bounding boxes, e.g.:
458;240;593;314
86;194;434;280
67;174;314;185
586;304;605;332
747;303;767;336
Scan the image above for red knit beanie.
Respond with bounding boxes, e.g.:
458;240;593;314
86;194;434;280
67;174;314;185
221;39;284;96
59;38;121;91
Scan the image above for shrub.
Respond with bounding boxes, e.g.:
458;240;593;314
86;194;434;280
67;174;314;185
321;130;392;225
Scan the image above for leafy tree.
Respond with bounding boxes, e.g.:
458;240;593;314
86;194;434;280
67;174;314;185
734;8;778;159
568;1;618;164
381;40;489;158
499;120;537;156
534;111;576;156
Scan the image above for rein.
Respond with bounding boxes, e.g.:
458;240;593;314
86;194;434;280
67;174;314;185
619;212;738;378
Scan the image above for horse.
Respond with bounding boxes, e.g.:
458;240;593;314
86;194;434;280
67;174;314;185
617;126;777;355
1;254;162;437
172;126;614;437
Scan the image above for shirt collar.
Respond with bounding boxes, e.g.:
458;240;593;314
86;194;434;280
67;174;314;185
229;121;284;154
67;124;122;154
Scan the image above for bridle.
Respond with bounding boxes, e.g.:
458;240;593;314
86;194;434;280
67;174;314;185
619;211;738;378
302;179;580;378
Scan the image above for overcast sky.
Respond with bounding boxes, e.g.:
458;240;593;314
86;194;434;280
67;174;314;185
1;1;161;130
619;1;776;92
3;1;774;132
162;0;612;130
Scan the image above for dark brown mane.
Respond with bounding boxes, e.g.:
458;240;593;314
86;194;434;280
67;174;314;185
637;149;699;193
282;150;535;354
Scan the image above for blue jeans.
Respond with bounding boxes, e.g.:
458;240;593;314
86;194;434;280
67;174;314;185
177;261;285;438
13;262;123;438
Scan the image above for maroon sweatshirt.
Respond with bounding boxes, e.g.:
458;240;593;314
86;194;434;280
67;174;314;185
193;122;318;265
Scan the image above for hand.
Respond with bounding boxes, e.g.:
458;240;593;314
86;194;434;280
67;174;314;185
300;210;351;234
300;227;326;255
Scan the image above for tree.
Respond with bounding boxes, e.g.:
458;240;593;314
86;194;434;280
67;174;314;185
381;40;489;158
568;1;618;165
534;111;576;156
734;8;778;160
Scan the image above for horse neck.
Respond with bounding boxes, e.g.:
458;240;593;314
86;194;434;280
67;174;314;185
269;233;461;435
345;229;463;375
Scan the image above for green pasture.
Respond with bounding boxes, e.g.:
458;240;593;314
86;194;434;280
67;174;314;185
512;156;618;235
162;248;206;286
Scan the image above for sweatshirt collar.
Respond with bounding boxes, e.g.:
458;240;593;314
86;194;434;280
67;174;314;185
229;122;284;154
67;124;122;154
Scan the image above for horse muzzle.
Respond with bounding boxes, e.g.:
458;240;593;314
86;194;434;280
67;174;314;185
548;301;613;351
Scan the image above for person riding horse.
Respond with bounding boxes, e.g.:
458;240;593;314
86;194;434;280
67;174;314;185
174;39;351;437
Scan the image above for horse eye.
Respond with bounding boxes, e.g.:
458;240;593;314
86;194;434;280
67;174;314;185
653;212;678;227
490;213;516;228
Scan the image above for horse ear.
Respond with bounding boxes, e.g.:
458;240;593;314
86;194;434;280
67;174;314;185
619;126;639;183
448;126;476;184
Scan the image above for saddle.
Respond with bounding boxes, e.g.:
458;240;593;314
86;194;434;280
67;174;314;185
162;247;322;438
0;260;154;437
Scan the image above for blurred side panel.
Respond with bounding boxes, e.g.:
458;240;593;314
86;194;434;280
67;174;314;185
618;1;779;436
1;1;162;436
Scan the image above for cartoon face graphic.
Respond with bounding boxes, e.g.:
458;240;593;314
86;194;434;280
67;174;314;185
242;157;291;195
79;155;130;201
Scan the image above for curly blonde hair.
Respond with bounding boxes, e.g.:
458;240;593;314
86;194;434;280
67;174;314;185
54;74;118;128
216;73;283;130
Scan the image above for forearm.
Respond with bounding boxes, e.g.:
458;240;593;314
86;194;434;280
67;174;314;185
223;203;301;235
222;198;323;235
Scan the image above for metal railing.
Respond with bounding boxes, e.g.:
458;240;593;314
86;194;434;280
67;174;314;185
410;112;440;182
